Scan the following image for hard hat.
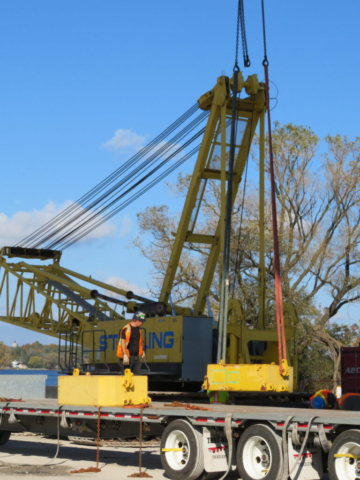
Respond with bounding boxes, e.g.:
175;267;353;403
133;311;146;322
311;396;326;409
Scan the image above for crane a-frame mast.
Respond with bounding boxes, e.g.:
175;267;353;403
159;72;265;315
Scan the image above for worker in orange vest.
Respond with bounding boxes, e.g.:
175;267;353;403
310;389;337;409
117;311;146;375
338;392;360;411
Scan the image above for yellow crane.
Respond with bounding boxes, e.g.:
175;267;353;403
0;66;297;391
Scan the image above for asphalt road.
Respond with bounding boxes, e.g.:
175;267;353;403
0;433;329;480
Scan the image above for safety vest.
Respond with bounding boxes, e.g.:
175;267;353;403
310;390;334;409
117;323;144;359
338;392;360;410
207;390;229;404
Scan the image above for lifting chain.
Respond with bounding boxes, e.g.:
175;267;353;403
70;406;102;474
261;0;269;66
236;0;250;68
128;406;152;478
96;406;101;470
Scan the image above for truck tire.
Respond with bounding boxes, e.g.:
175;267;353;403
328;429;360;480
160;419;205;480
0;431;11;446
236;424;283;480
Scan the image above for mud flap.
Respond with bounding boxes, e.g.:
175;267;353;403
288;433;323;480
202;427;229;473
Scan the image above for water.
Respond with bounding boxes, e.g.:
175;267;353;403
0;370;63;387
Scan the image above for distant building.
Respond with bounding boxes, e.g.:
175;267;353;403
12;341;18;349
11;361;27;369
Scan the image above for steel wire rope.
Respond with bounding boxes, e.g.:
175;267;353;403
40;111;209;248
231;95;256;298
57;143;203;249
17;103;199;247
48;123;209;249
21;105;199;248
59;146;201;250
19;103;199;247
59;118;233;250
218;0;248;362
31;110;208;248
52;135;203;250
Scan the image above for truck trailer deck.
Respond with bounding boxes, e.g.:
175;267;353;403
0;398;359;480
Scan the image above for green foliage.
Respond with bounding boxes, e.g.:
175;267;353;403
43;352;58;370
297;321;360;392
0;342;13;368
28;356;43;368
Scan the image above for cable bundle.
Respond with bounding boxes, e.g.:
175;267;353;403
17;104;209;250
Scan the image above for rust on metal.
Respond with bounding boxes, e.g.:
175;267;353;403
128;473;153;478
124;404;150;409
0;398;22;402
164;401;210;411
71;467;101;473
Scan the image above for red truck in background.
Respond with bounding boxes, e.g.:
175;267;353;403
341;346;360;393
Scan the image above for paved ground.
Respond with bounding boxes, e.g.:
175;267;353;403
0;433;329;480
0;433;164;479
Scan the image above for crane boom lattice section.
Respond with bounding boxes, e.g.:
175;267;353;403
0;250;124;342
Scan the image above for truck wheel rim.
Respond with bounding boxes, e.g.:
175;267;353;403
164;429;190;471
335;441;360;479
242;435;272;479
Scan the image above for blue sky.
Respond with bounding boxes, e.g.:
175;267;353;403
1;0;359;345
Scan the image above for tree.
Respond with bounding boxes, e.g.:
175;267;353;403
28;356;43;368
132;123;360;388
0;342;12;367
43;352;58;370
268;125;360;385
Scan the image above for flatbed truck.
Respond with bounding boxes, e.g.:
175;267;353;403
0;398;359;480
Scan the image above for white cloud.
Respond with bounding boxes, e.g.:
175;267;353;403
0;201;118;247
102;129;146;152
118;214;132;237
